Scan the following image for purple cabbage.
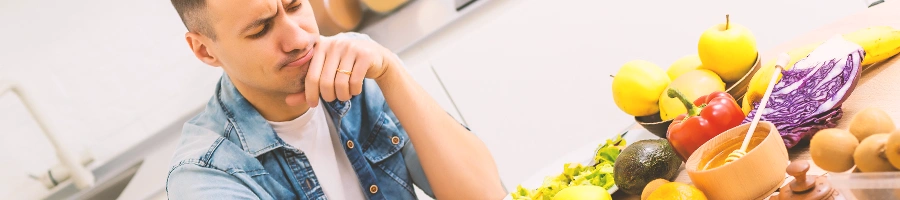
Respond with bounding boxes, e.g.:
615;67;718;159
744;36;864;148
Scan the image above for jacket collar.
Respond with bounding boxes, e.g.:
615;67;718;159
213;74;351;156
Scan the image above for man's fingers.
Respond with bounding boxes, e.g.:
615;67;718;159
285;92;307;106
366;48;387;79
319;40;345;102
349;49;371;96
305;37;327;108
335;49;355;101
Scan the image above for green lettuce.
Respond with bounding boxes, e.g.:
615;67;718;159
513;134;626;199
593;133;626;165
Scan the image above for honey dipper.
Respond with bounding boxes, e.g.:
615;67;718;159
725;53;791;164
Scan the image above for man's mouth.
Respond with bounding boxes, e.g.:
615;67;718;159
282;47;315;70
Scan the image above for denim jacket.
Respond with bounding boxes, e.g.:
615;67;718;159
165;72;438;199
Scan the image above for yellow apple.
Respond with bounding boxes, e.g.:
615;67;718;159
658;69;725;121
667;54;703;80
698;14;758;83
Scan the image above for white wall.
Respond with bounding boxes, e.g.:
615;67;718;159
0;0;222;197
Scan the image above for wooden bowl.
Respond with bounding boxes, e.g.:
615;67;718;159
361;0;411;14
685;121;789;200
635;54;761;139
724;53;762;104
309;0;363;36
635;112;673;138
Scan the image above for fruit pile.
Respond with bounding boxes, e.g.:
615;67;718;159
810;107;900;173
612;18;900;156
613;15;753;163
613;15;754;121
606;13;900;199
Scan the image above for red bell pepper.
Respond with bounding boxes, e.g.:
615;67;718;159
666;88;746;161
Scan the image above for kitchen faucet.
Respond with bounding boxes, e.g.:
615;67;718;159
0;81;96;190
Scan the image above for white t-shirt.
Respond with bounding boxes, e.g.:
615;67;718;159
267;102;366;200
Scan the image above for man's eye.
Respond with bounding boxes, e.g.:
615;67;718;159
249;25;270;39
287;3;301;12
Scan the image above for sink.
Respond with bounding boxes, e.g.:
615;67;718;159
40;107;200;200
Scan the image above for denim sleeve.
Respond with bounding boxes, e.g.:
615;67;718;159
345;30;483;197
401;140;436;198
167;163;262;200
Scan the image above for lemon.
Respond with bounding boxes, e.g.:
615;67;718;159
612;60;671;116
658;69;725;121
647;182;707;200
667;54;703;80
552;185;612;200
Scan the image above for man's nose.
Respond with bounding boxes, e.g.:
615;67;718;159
277;18;312;54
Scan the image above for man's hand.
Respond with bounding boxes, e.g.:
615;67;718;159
286;34;506;199
285;35;395;107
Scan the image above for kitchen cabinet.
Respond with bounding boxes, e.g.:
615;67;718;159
358;0;492;54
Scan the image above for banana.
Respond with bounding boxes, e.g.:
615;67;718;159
742;26;900;114
866;33;900;65
843;26;900;66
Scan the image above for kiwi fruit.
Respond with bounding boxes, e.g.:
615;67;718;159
810;128;859;172
854;133;898;172
848;107;896;142
886;130;900;169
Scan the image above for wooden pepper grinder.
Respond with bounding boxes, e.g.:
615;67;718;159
772;160;841;200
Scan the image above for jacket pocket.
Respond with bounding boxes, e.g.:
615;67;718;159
361;113;409;163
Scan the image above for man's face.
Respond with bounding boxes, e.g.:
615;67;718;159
204;0;319;94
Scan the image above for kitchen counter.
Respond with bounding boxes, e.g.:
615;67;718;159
610;1;900;199
503;1;900;199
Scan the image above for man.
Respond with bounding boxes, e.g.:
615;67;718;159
164;0;506;199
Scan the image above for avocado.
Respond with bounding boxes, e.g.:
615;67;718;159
613;139;682;195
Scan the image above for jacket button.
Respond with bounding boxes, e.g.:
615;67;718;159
347;140;355;149
391;136;400;145
369;184;378;194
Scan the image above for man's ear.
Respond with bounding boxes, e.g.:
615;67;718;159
185;32;222;67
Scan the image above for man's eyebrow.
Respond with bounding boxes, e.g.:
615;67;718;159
241;10;278;34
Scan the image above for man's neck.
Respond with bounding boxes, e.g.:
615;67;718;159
231;78;310;122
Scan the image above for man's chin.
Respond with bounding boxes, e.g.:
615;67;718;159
276;71;306;91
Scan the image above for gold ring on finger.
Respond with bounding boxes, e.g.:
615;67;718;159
337;69;352;75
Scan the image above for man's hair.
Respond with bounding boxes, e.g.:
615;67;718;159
171;0;216;40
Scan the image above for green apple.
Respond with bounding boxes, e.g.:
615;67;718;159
698;14;758;83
